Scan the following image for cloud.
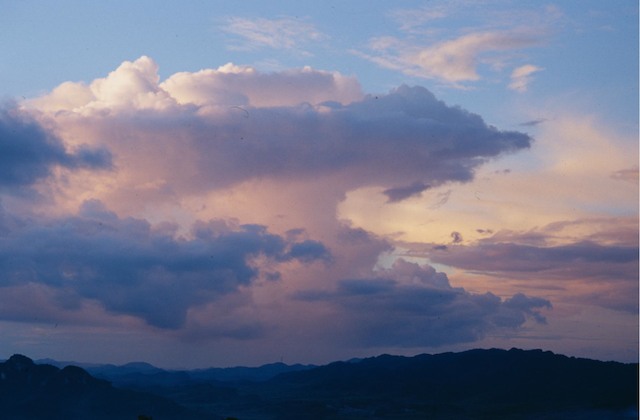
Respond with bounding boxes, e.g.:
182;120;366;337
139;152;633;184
383;182;430;203
160;63;363;108
611;166;638;184
509;64;544;92
0;105;111;190
29;57;362;111
390;5;448;32
358;30;541;86
28;56;175;113
427;230;639;313
0;200;331;329
13;57;550;355
28;58;531;202
339;113;638;249
221;16;327;52
432;240;638;276
294;259;551;348
518;118;547;127
286;240;332;263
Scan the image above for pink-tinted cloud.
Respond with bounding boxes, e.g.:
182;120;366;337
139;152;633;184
357;30;542;87
509;64;544;92
1;56;554;358
25;58;531;224
221;16;327;52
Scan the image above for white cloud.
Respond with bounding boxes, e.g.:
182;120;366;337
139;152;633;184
509;64;544;92
221;16;327;52
29;56;363;113
28;56;176;113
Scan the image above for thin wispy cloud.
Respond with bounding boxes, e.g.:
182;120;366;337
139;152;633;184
611;166;639;184
509;64;544;92
360;2;557;89
518;118;547;127
389;5;449;33
358;30;542;87
221;16;327;52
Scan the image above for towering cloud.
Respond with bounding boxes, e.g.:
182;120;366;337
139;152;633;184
3;56;550;358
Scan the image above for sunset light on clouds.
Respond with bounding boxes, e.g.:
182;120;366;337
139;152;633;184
0;0;637;368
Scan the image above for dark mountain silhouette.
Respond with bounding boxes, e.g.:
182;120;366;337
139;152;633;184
0;354;211;420
5;348;638;419
256;348;638;419
84;360;315;389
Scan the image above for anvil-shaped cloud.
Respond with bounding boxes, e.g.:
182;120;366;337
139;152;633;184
1;56;552;358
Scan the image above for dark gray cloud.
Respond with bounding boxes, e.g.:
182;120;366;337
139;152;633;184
0;106;112;189
518;118;547;127
0;200;330;329
431;241;638;275
285;240;333;263
383;182;430;203
294;259;551;348
429;239;639;312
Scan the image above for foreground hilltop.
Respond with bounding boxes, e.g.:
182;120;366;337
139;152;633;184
0;354;209;420
3;348;638;419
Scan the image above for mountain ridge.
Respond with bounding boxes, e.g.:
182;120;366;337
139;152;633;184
4;348;638;419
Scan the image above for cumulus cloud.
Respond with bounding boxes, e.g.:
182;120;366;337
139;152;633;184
160;63;363;108
294;259;551;348
28;56;175;113
29;57;362;111
0;199;331;329
221;16;327;52
28;57;531;200
509;64;544;92
0;105;111;191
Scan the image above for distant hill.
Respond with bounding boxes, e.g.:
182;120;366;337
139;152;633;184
0;354;211;420
6;349;638;419
84;360;316;388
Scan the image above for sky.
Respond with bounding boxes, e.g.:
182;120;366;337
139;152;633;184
0;0;637;369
